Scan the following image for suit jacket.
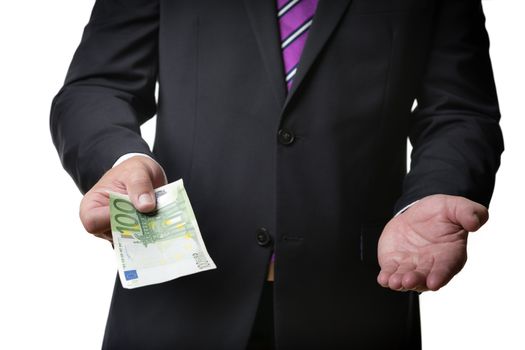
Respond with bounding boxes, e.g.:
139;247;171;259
50;0;504;348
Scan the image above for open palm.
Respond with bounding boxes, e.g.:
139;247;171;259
377;194;488;292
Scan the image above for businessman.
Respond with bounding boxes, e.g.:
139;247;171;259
50;0;504;348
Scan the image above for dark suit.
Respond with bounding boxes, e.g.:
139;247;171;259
50;0;504;348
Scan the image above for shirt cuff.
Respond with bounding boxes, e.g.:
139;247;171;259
113;152;156;168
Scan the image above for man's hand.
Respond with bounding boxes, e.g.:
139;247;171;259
79;156;167;241
377;194;488;292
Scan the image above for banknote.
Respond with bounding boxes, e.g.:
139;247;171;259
109;178;216;289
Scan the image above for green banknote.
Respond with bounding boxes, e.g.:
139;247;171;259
109;178;216;289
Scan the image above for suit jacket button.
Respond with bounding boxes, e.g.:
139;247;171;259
256;227;272;247
278;129;295;145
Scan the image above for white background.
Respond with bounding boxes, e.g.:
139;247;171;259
0;1;522;349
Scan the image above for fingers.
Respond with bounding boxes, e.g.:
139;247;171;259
80;205;110;234
426;266;455;291
378;261;431;292
378;255;464;292
378;268;430;292
377;261;398;287
426;255;466;291
80;193;111;236
79;199;113;243
401;270;429;291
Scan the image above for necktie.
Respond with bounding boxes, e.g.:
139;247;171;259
277;0;319;91
270;0;319;265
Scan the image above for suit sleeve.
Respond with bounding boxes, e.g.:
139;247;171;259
49;0;159;194
393;0;504;213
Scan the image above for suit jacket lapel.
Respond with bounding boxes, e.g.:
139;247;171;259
282;0;353;114
243;0;287;108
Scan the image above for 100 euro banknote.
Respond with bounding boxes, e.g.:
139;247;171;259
109;178;216;289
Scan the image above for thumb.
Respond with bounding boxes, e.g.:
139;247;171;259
454;197;489;232
125;166;157;213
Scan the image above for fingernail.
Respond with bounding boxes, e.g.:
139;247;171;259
139;193;153;206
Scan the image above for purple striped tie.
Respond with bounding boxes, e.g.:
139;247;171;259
277;0;319;91
270;0;319;265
